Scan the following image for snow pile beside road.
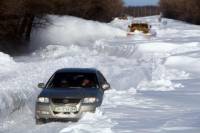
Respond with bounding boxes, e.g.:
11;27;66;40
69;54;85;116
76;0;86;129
166;56;200;73
38;45;84;59
60;109;114;133
138;42;180;53
137;80;183;91
31;16;126;48
110;17;132;31
135;42;195;91
0;52;16;74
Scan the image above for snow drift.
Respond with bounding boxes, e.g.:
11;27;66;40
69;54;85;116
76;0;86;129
31;16;127;49
0;52;16;74
1;15;200;133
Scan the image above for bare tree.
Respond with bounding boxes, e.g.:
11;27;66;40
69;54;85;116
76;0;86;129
160;0;200;24
0;0;124;42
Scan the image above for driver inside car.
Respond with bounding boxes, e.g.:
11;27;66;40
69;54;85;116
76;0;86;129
81;78;93;88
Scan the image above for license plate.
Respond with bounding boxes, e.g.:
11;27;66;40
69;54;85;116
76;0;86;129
54;106;77;113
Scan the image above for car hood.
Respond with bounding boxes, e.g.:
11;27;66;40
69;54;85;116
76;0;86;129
39;87;99;99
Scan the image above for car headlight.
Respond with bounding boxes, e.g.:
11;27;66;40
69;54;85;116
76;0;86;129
83;97;96;103
37;97;49;103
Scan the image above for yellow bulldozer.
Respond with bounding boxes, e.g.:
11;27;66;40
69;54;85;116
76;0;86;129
128;23;151;34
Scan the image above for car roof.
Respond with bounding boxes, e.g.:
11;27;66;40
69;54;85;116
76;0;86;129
56;68;98;74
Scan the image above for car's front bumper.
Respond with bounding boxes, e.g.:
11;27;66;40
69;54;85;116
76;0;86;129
35;102;96;120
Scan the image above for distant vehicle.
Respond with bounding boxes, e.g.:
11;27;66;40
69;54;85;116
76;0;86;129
127;22;156;37
35;68;111;124
128;23;151;34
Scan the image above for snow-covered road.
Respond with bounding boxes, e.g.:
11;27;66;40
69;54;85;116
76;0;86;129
1;16;200;133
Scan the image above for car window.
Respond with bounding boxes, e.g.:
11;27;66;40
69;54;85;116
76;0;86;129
98;71;107;85
47;72;98;89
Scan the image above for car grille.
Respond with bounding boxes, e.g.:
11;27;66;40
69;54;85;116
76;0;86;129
53;111;79;115
51;98;81;104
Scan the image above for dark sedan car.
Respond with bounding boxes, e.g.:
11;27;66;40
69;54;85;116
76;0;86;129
35;68;110;124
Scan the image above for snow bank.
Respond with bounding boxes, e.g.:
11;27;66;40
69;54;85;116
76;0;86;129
138;42;180;53
137;80;183;91
0;52;16;74
31;16;126;49
0;52;23;118
134;41;200;91
37;45;90;59
60;109;114;133
110;17;133;30
166;56;200;73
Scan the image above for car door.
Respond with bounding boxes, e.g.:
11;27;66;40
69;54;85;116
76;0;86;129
96;71;108;106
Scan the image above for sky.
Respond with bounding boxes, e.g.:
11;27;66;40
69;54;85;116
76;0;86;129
124;0;159;6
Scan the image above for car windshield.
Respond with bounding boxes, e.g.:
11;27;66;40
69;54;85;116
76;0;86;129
47;72;98;89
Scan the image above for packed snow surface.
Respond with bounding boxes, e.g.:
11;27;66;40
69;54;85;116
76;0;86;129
1;15;200;133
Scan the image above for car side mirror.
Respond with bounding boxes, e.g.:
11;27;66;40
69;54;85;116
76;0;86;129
38;83;45;89
102;83;111;91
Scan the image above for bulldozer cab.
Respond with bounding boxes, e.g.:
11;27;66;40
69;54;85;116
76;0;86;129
128;23;151;34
